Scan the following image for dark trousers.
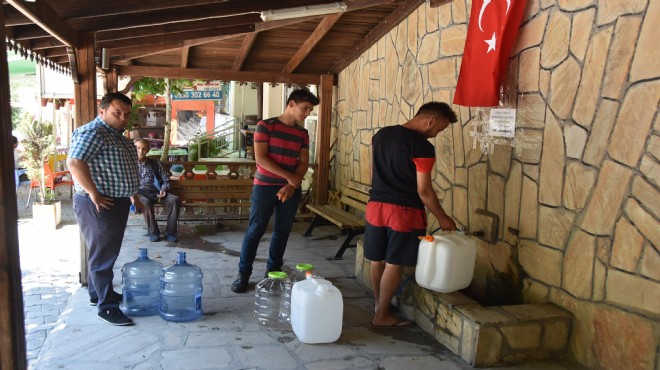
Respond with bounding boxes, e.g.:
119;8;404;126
238;185;302;275
136;193;181;235
73;194;131;311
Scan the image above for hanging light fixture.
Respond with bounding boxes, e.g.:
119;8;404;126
260;2;347;21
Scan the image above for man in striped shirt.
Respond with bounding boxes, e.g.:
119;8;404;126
231;89;319;293
67;92;143;326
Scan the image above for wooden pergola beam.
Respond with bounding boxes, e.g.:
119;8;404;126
331;0;425;73
118;65;327;86
98;24;254;49
232;32;258;71
180;46;190;69
6;0;78;47
282;14;342;74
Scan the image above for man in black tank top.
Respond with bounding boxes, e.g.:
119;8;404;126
365;102;458;328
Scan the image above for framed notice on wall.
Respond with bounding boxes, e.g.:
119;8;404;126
488;109;516;138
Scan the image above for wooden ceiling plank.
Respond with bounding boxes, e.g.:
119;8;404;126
10;25;49;40
59;0;227;18
118;65;323;86
232;32;258;71
331;0;424;73
29;37;64;50
282;14;342;74
110;42;187;61
180;46;190;68
99;24;254;49
6;0;78;47
45;46;68;58
68;0;334;32
3;5;31;26
345;0;399;10
95;14;262;43
110;34;243;62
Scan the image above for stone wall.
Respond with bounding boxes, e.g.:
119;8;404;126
332;1;659;369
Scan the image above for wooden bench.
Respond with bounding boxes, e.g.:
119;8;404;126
304;181;370;260
155;160;255;221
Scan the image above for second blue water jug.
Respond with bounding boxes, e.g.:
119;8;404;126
120;248;162;316
159;252;203;322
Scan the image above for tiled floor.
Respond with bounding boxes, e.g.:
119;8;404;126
16;184;585;370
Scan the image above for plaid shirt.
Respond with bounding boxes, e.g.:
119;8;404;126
69;117;139;198
137;158;170;193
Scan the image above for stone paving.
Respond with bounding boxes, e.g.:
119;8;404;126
17;184;79;368
17;185;584;370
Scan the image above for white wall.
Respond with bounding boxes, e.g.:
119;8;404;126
262;83;284;119
228;82;258;124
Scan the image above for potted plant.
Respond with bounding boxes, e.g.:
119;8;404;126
18;117;62;229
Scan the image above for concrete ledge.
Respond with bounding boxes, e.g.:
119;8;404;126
356;240;572;367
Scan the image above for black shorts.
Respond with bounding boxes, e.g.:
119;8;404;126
363;202;427;266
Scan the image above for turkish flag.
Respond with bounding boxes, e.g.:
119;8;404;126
453;0;527;107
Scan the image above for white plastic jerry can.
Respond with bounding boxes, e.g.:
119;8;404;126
415;232;477;293
291;277;343;344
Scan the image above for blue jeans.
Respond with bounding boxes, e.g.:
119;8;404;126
238;185;302;275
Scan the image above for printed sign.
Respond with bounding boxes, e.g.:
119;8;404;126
488;108;516;138
172;90;223;100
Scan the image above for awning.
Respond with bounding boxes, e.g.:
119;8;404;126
7;51;36;76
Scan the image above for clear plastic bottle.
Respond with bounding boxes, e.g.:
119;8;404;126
120;248;162;316
254;271;292;329
159;252;203;322
291;263;314;283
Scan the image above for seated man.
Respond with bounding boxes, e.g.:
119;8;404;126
134;139;181;242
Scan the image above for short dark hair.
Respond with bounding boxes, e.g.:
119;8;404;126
134;138;149;146
287;89;320;106
416;102;458;123
100;92;132;109
12;135;18;145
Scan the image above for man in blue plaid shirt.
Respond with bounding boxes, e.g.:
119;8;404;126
67;92;144;326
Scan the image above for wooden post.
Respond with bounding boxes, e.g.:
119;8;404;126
0;9;28;370
73;33;98;129
104;68;118;94
314;74;333;205
73;32;98;285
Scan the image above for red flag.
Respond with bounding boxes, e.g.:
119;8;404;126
453;0;527;107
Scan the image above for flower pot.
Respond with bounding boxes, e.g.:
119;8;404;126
32;201;62;230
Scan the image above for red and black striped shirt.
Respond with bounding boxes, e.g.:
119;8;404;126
253;117;309;185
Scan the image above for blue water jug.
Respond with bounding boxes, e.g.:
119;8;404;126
120;248;162;316
159;252;203;322
254;271;292;329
